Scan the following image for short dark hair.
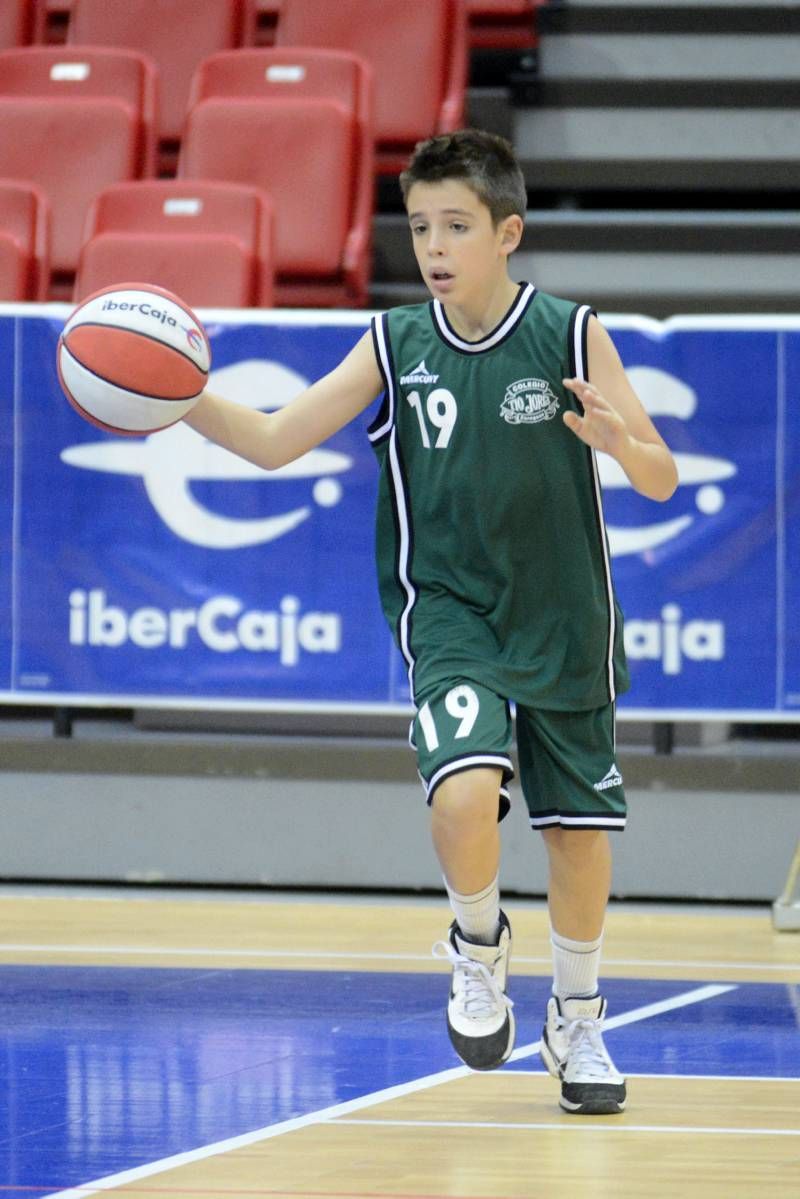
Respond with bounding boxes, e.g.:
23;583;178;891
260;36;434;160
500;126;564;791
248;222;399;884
399;128;527;225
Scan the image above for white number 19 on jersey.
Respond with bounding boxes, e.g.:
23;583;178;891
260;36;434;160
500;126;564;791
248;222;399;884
406;388;458;448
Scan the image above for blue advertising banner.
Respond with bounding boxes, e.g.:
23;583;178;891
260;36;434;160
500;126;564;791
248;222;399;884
0;315;14;692
607;320;787;715
1;304;798;719
780;330;800;712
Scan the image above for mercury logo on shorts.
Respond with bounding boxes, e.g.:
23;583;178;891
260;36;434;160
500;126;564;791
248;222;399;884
593;763;624;792
500;378;560;425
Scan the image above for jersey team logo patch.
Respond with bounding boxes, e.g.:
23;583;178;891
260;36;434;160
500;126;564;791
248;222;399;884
500;378;559;425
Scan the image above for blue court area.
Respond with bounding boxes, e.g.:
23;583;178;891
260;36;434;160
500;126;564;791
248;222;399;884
1;965;798;1198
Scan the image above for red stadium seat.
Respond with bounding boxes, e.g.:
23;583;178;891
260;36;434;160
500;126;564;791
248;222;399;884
66;0;257;148
467;0;539;50
74;179;275;308
0;179;50;300
0;46;158;287
179;48;374;307
274;0;467;174
0;0;36;48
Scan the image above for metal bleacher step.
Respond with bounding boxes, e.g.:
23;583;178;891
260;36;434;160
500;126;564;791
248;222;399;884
370;208;800;317
390;0;800;317
539;26;799;84
507;0;800;195
510;85;800;195
540;0;800;22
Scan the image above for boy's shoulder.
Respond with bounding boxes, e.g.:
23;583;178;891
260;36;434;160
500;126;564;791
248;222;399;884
381;298;432;323
376;299;435;343
531;287;590;318
535;287;580;304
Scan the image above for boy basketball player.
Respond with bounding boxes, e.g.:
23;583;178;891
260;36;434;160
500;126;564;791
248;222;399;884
185;129;678;1114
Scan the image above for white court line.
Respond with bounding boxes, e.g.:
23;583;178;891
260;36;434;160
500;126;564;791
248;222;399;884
506;984;734;1063
510;1071;800;1084
1;943;797;973
0;942;447;960
596;958;800;974
336;1118;800;1138
44;983;734;1199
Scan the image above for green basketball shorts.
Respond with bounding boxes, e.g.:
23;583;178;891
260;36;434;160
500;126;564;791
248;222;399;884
410;679;627;831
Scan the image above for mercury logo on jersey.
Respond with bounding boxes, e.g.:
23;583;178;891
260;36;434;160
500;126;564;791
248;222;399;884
400;360;440;385
500;378;560;425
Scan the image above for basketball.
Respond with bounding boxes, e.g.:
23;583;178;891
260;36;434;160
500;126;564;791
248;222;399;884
57;283;211;435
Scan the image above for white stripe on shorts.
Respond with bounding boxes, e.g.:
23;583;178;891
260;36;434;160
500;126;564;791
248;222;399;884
426;754;514;800
529;813;627;830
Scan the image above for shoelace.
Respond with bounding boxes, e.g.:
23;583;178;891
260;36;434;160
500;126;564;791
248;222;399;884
432;940;513;1020
556;1016;613;1080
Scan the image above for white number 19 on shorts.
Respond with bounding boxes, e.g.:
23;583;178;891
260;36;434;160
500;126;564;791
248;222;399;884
417;685;480;751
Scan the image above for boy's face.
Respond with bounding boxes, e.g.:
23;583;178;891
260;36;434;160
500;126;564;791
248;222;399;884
405;179;521;303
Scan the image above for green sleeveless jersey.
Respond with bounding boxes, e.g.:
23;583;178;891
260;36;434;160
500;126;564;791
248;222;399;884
368;284;629;711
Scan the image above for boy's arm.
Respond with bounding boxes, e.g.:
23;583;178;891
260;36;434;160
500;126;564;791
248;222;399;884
184;330;383;470
562;316;678;502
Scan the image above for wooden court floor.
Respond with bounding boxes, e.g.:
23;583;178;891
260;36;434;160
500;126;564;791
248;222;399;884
1;887;798;1199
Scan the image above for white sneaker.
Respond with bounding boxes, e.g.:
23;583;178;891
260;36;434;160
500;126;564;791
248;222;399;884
540;994;627;1114
432;911;515;1071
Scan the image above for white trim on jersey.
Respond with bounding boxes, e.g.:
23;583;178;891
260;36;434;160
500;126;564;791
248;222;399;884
432;282;536;353
572;302;590;380
572;303;617;704
387;428;417;690
369;312;418;689
368;314;395;442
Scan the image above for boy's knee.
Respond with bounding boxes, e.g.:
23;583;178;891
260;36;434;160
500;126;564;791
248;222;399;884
431;767;502;828
542;827;609;863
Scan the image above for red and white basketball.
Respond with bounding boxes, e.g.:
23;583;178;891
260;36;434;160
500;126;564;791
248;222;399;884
57;282;211;435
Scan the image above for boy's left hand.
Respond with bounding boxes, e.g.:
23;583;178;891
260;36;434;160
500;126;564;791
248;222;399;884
561;378;630;459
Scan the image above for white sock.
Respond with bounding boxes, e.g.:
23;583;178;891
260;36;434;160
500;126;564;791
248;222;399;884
550;927;603;999
445;875;501;945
